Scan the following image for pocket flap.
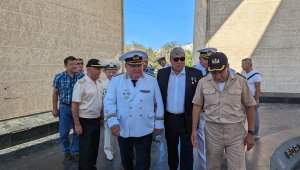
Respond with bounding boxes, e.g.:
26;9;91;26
228;89;242;95
203;88;216;95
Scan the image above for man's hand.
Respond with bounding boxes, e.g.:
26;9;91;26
52;109;59;117
191;130;198;147
256;100;260;108
244;133;255;151
75;124;83;135
153;128;163;135
110;124;120;137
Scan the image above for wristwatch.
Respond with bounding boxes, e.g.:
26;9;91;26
248;130;255;135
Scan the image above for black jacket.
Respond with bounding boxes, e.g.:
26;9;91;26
157;66;203;134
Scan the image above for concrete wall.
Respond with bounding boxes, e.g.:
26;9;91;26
0;0;123;120
193;0;300;94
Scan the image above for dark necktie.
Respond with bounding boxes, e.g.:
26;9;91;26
131;80;138;87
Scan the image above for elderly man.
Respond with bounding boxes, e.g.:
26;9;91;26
156;56;171;69
104;50;164;170
241;58;262;140
72;59;105;169
191;52;256;170
157;47;203;170
100;59;121;161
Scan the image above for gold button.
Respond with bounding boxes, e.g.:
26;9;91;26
140;107;142;109
130;99;133;102
140;99;142;102
130;107;132;109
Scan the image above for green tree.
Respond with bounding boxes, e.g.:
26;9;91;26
185;50;193;67
124;41;193;70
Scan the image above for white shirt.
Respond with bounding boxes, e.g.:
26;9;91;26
72;76;103;118
166;67;186;114
241;69;262;96
218;82;226;91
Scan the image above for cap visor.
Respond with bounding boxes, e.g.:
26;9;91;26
208;65;226;72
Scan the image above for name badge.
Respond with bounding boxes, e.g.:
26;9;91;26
140;90;150;93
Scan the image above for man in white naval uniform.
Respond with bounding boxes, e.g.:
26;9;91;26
193;47;217;170
100;59;120;161
104;50;164;170
156;56;171;69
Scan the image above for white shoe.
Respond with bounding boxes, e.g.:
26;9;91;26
254;135;260;140
106;154;113;161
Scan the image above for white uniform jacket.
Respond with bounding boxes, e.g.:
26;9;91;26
104;73;164;138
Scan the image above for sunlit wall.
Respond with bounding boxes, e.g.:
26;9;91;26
193;0;300;94
0;0;123;120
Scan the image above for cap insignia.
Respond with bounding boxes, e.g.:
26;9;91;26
207;51;212;56
133;55;140;61
212;58;220;64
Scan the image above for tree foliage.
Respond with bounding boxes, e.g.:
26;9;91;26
124;41;193;70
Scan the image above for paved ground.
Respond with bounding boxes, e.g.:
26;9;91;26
0;103;300;170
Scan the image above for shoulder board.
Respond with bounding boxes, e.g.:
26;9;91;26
79;78;86;84
113;73;124;77
145;72;155;77
236;73;246;79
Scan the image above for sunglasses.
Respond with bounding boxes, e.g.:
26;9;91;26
173;57;185;62
77;63;84;65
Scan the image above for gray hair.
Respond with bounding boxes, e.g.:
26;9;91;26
242;58;252;65
170;47;185;58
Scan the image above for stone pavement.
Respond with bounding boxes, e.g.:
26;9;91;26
0;103;300;170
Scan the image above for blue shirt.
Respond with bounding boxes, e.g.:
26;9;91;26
145;68;155;75
194;63;207;76
53;71;84;104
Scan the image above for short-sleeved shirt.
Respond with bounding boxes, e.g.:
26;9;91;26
53;71;84;105
192;72;256;124
241;69;262;96
72;76;103;118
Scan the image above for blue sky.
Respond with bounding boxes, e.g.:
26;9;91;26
124;0;195;50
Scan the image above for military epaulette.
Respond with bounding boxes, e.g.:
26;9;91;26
145;72;155;77
236;73;246;79
113;73;124;77
79;78;86;84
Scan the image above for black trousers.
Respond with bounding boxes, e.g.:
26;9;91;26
118;133;152;170
165;113;193;170
79;117;100;170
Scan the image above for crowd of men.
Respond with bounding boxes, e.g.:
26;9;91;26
52;47;262;170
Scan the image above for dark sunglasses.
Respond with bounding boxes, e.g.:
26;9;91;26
77;63;84;65
173;57;185;62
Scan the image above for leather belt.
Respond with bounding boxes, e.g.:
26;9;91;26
60;102;71;106
165;112;184;118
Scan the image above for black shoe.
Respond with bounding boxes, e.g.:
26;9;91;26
72;154;79;162
64;152;72;161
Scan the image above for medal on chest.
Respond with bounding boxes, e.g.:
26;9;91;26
123;89;131;100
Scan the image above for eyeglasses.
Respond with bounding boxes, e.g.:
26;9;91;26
173;57;185;62
77;63;84;65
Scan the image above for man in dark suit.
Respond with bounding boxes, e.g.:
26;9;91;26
157;47;203;170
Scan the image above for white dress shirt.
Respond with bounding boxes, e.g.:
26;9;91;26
166;67;186;114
